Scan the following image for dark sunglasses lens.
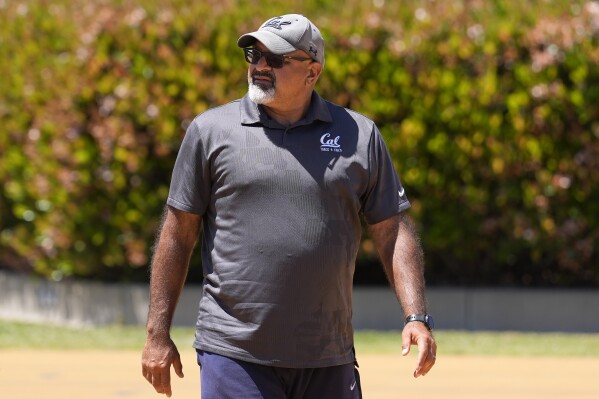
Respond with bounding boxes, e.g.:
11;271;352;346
265;53;284;68
244;49;284;68
244;49;257;64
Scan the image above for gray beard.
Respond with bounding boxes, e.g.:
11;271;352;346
248;82;276;104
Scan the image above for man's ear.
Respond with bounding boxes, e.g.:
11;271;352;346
306;62;323;85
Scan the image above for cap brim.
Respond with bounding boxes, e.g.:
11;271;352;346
237;31;297;54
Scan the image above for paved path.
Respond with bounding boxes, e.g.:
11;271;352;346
2;350;598;398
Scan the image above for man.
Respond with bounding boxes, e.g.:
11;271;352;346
142;14;436;398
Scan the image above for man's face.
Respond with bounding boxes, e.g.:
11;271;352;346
247;41;313;105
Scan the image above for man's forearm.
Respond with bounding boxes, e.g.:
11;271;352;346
146;207;200;339
146;249;189;339
370;212;436;377
370;212;427;316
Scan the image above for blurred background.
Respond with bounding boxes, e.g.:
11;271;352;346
0;0;597;294
2;6;598;398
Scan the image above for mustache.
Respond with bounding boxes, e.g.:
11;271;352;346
252;70;276;83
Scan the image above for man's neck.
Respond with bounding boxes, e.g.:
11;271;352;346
262;92;312;126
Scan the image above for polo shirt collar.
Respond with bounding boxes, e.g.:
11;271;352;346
240;91;332;128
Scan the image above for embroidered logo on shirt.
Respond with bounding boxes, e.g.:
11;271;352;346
320;132;342;153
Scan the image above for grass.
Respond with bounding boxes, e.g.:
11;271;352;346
355;330;599;357
1;321;599;357
0;321;194;351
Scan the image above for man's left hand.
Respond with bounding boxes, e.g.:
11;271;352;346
401;321;437;378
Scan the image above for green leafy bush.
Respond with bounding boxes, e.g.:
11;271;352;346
1;0;597;285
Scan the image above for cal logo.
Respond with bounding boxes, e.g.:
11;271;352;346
263;17;292;30
320;133;342;153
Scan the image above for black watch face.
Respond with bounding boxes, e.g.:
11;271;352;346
425;315;435;330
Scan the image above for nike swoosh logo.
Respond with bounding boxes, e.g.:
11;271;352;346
350;381;357;391
398;188;405;197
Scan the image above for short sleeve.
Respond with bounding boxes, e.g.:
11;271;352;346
166;119;211;215
361;124;411;224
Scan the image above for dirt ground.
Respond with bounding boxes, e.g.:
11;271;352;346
2;350;598;398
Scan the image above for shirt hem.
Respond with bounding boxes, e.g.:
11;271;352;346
366;200;411;225
166;197;203;215
193;341;356;369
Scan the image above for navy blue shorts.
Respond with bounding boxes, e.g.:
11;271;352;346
197;350;362;399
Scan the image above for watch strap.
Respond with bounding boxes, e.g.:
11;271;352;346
404;314;434;331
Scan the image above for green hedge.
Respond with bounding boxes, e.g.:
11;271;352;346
1;0;597;285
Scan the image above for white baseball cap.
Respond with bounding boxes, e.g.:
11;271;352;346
237;14;325;65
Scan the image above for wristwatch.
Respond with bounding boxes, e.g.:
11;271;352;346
404;314;435;331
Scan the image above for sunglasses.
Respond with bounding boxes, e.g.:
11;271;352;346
243;48;312;69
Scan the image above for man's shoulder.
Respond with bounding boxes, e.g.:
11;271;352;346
192;99;242;125
182;99;243;143
323;99;376;130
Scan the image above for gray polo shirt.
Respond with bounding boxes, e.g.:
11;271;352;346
167;91;410;368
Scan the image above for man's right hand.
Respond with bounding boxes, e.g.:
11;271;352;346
142;337;184;397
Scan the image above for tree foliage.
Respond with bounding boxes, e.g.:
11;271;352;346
1;0;597;285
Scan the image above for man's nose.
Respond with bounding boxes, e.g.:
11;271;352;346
255;54;271;70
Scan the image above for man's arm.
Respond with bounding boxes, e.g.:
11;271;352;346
369;211;437;378
142;206;201;397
